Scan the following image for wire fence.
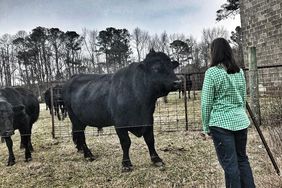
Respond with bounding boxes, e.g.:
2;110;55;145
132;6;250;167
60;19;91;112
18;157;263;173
50;65;282;139
244;65;282;127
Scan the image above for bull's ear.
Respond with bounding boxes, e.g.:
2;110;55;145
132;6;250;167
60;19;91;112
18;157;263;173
149;48;155;53
172;61;179;69
12;105;25;113
139;62;147;71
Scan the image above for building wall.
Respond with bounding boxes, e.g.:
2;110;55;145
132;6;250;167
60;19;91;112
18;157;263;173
240;0;282;94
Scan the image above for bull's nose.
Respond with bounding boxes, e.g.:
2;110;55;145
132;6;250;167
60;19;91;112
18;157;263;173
172;80;182;89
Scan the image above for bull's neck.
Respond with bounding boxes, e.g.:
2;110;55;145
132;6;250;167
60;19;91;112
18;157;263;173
132;69;158;106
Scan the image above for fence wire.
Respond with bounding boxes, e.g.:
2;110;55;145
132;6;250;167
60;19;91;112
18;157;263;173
50;66;282;139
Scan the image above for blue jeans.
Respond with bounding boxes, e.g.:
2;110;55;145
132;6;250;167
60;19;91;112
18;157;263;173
210;127;255;188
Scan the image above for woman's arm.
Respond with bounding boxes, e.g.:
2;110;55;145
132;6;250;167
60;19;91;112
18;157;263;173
201;70;215;134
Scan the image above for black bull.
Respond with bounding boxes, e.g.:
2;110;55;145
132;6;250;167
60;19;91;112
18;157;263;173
0;87;39;166
62;50;181;171
44;85;66;121
178;74;192;99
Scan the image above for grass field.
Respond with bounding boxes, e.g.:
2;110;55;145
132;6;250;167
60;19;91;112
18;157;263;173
0;95;281;187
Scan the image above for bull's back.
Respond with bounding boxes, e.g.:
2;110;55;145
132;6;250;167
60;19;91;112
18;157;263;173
1;87;40;124
15;88;40;123
63;74;113;126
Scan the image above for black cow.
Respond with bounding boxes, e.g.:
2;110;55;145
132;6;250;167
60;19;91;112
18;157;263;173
44;85;66;120
178;75;192;99
62;50;181;171
0;87;39;166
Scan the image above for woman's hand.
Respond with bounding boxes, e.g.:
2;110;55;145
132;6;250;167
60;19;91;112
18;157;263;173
200;132;212;140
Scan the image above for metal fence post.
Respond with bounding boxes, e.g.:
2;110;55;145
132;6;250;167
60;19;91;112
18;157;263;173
183;75;188;131
50;85;55;139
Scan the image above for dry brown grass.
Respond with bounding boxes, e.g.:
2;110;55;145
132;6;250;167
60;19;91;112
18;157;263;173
0;100;281;188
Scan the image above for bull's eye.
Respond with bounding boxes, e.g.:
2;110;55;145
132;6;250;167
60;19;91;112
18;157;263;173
152;66;159;73
151;63;162;73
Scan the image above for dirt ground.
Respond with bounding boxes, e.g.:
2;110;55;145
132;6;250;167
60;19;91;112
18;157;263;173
0;104;281;188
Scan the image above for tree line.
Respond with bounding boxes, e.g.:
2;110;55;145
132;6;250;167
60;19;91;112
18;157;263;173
0;25;242;94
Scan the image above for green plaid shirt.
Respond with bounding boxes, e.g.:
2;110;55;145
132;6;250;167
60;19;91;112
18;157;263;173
201;65;250;133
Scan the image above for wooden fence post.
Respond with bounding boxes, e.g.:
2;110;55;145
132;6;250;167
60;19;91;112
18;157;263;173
248;47;261;125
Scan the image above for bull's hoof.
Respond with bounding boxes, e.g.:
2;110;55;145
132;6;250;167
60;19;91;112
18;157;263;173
151;156;164;167
76;145;83;153
85;156;95;162
153;161;165;167
25;157;32;162
7;160;15;166
122;165;133;172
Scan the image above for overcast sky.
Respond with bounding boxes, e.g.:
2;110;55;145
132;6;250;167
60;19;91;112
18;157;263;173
0;0;240;41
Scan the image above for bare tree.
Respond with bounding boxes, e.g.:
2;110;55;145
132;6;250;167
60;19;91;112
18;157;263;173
132;27;150;62
160;31;170;54
230;26;244;67
0;34;12;86
64;31;84;77
169;33;186;43
148;34;162;52
82;28;101;73
48;28;65;79
201;26;229;67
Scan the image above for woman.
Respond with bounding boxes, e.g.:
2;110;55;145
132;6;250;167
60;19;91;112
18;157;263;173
201;38;255;188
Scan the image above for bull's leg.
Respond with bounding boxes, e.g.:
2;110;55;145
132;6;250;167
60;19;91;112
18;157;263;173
54;104;61;121
55;104;61;120
115;128;133;172
28;137;34;152
60;105;65;120
69;109;94;160
143;126;165;167
28;124;34;152
20;135;33;152
72;131;83;153
19;129;32;162
54;106;58;116
20;123;34;152
79;131;95;161
57;110;61;121
188;90;191;99
63;108;67;119
4;137;15;166
23;135;32;162
69;110;83;153
20;135;24;149
73;129;94;159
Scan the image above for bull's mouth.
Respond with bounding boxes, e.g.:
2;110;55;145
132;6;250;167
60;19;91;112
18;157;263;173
170;80;182;91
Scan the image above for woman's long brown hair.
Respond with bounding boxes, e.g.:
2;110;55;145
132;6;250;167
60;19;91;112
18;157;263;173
210;38;240;74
